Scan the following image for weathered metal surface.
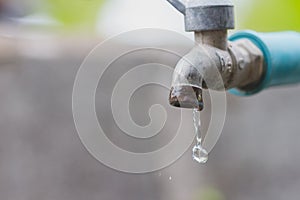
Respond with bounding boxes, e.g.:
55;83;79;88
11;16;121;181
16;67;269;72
167;0;235;31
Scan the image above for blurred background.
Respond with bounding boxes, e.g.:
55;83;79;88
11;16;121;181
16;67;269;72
1;0;300;200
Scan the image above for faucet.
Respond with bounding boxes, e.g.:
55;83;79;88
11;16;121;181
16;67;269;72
167;0;300;111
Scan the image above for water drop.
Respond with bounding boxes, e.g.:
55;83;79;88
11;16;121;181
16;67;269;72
192;108;208;164
192;144;208;164
169;176;172;180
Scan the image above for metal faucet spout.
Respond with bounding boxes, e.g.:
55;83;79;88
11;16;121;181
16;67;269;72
167;0;264;110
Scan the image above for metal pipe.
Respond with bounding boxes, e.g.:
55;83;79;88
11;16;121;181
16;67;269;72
194;31;228;50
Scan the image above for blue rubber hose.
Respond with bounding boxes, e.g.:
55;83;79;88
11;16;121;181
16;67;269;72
229;31;300;96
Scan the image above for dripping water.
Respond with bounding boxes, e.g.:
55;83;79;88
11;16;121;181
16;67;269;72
168;77;208;163
192;106;208;164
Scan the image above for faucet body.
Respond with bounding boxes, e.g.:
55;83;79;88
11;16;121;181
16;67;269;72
168;0;300;109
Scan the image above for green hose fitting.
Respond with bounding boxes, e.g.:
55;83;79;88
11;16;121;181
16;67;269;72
229;31;300;96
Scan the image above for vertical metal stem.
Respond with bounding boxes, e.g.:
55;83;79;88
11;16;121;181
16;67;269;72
195;30;228;50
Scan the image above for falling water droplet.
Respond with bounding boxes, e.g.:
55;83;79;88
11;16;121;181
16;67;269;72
169;176;172;180
192;108;208;164
192;143;208;164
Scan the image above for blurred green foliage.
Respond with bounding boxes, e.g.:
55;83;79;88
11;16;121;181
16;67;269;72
243;0;300;31
194;188;224;200
43;0;300;32
46;0;105;30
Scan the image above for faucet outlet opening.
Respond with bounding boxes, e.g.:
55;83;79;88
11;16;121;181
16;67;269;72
169;85;204;111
